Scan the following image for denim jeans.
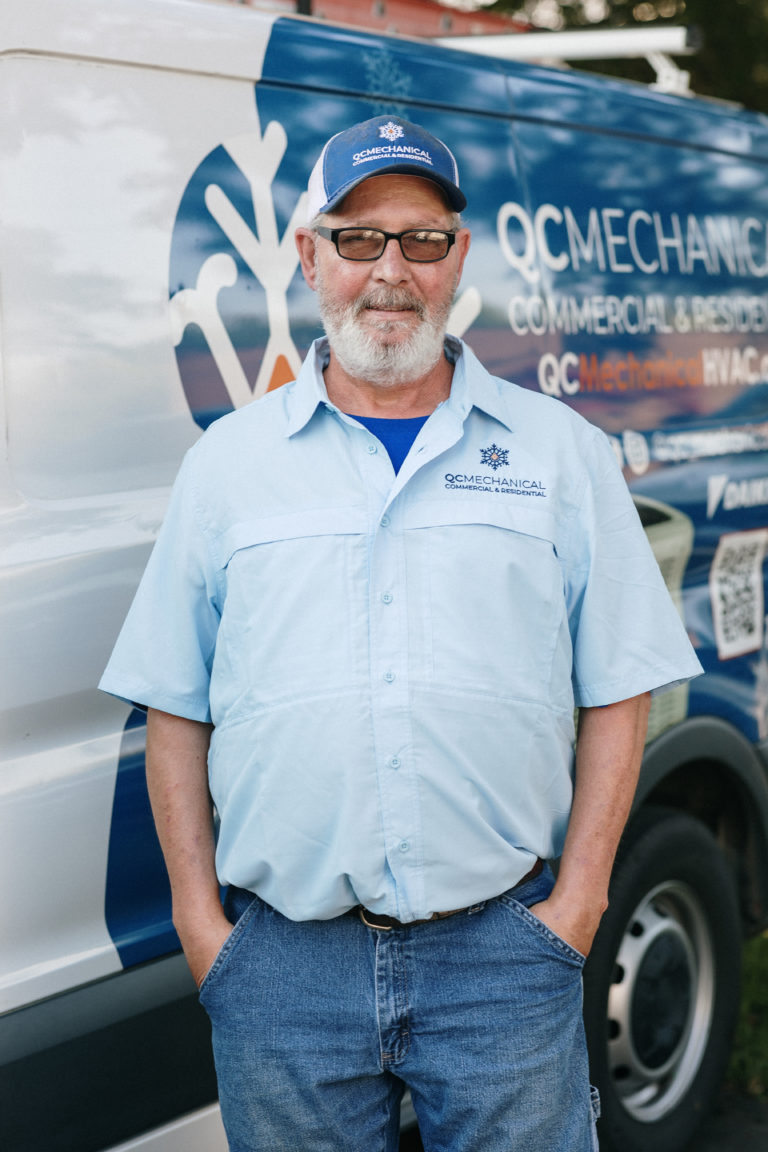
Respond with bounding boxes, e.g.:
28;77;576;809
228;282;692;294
199;864;600;1152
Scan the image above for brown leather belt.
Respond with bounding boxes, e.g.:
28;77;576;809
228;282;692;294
357;858;544;931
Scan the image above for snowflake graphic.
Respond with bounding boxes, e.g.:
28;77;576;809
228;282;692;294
380;120;405;142
364;53;413;116
480;444;509;471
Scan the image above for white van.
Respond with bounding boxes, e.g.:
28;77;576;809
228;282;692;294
2;2;768;1150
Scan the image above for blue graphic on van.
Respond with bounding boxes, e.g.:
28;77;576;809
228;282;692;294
105;709;178;967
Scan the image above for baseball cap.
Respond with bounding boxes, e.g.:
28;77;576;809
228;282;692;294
305;115;467;221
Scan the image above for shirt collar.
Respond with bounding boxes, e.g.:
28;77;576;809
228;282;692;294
442;337;517;434
284;338;334;437
284;335;516;437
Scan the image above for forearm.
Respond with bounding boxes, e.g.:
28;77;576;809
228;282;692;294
560;693;650;904
531;692;651;954
146;708;230;982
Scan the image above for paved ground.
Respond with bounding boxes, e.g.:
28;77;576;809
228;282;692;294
398;1089;768;1151
683;1089;768;1151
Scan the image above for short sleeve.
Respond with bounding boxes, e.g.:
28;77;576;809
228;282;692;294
99;449;220;722
564;430;703;708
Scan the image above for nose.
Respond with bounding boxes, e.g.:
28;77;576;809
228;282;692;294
373;236;411;283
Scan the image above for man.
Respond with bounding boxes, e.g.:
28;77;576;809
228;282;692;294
101;115;702;1152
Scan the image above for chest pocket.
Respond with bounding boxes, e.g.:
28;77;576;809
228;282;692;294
215;508;368;707
402;499;568;701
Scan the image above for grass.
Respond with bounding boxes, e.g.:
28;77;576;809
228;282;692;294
728;932;768;1098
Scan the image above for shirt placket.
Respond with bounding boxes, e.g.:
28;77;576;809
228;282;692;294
359;406;469;921
346;423;417;920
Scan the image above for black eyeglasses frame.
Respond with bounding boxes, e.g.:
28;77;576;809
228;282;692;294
314;225;457;263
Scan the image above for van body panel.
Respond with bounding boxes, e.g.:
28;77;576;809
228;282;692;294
0;0;276;79
505;62;768;158
261;14;512;114
0;25;273;1013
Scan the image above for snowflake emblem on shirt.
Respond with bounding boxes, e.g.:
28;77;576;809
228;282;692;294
379;121;405;142
480;443;509;471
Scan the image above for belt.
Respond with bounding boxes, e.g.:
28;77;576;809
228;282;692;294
357;857;544;931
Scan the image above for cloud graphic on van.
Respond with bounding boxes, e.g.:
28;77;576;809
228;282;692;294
169;121;306;430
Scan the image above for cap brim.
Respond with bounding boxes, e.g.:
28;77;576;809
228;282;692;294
320;165;467;215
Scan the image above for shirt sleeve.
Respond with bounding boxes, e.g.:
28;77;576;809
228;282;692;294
99;448;220;722
565;429;703;708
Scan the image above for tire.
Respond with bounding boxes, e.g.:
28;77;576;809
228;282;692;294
583;807;742;1152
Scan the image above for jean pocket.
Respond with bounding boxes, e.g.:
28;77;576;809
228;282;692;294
589;1085;601;1151
499;895;587;967
198;893;260;1001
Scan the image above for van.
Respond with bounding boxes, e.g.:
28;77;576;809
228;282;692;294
2;2;768;1150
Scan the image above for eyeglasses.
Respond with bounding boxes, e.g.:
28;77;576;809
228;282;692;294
314;225;457;263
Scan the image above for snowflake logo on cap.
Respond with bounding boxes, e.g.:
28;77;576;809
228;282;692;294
379;121;405;142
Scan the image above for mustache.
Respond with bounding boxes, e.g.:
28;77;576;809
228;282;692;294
354;290;426;319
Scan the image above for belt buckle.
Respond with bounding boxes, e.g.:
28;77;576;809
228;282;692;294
358;907;393;931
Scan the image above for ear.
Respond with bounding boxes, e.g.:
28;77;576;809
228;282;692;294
453;227;471;284
295;228;319;290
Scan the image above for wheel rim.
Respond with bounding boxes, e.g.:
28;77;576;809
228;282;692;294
606;880;716;1123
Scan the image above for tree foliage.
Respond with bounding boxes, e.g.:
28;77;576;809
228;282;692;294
484;0;768;113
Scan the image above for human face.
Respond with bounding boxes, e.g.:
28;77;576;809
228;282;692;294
296;175;470;387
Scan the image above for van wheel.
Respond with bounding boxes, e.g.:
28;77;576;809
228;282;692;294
583;808;742;1152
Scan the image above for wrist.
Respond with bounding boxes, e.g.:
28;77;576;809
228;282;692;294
172;891;227;936
546;881;608;926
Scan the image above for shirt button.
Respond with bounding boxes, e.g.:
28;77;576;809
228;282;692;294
380;514;390;527
367;443;378;454
381;592;393;604
398;841;410;853
388;756;401;769
383;670;396;683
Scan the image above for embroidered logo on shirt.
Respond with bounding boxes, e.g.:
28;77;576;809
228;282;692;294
479;443;509;471
444;472;547;497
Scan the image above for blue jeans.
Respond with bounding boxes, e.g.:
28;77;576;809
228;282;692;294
200;865;600;1151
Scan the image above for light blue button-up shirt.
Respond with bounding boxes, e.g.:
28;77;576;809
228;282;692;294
100;337;702;922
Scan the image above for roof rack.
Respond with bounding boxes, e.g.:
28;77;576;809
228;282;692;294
435;25;701;96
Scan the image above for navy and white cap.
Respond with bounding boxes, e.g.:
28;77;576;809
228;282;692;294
305;115;467;221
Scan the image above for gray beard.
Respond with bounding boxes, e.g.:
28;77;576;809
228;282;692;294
316;280;452;387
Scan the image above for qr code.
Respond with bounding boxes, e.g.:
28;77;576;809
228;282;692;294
710;529;768;660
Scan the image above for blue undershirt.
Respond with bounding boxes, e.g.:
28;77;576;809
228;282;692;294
350;414;428;474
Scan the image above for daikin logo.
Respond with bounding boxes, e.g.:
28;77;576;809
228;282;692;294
707;475;728;519
708;473;768;518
